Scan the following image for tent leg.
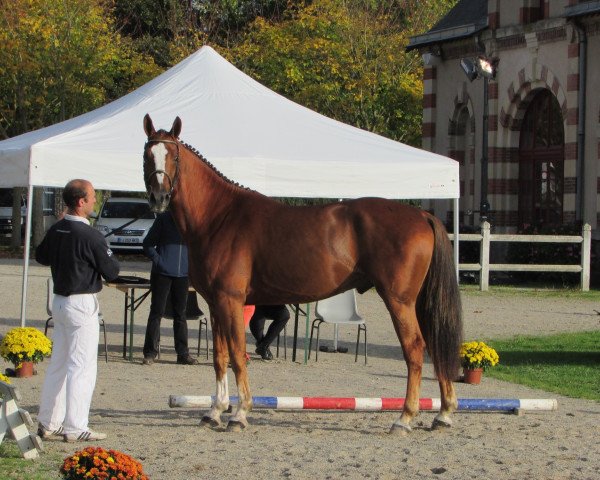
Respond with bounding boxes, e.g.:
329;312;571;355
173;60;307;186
20;184;34;327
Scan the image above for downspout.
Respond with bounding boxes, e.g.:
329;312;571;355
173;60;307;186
574;21;587;222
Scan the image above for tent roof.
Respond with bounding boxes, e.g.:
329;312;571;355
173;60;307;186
0;46;458;199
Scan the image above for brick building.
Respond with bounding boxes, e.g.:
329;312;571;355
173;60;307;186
407;1;600;240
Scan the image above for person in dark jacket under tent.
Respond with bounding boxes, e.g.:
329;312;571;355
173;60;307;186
142;211;198;365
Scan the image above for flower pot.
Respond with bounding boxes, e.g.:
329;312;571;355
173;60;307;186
463;367;483;385
16;361;34;378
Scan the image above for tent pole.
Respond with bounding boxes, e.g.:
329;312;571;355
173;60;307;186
20;183;34;326
453;198;459;282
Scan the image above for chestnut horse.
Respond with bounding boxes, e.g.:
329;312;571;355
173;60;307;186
142;115;463;434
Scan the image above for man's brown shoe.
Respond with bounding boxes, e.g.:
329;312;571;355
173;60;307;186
176;355;199;365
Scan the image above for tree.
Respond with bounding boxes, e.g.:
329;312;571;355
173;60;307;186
0;0;161;138
226;0;457;146
0;0;161;245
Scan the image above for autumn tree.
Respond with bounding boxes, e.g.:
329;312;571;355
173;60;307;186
0;0;161;245
226;0;457;146
0;0;161;138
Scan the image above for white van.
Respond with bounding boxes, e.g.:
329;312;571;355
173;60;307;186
94;197;156;251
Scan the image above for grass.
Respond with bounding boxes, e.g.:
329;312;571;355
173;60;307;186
460;283;600;301
0;443;62;479
486;330;600;401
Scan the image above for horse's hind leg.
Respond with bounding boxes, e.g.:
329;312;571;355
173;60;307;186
200;317;230;428
384;297;426;435
432;377;458;429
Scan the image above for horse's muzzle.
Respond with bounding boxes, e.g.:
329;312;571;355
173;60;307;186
148;190;170;213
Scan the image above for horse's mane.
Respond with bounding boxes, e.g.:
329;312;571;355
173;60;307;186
172;133;253;192
151;128;253;191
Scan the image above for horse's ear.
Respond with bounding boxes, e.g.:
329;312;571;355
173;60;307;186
143;114;156;137
170;116;182;138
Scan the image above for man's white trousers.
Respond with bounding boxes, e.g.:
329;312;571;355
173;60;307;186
38;293;99;435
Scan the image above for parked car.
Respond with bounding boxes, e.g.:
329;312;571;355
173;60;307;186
0;188;26;235
93;197;156;251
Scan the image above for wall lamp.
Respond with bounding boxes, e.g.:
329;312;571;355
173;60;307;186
460;55;499;82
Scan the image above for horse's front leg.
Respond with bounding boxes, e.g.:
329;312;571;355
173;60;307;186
200;316;230;428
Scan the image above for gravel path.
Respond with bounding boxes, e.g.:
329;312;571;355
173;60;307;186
1;259;599;479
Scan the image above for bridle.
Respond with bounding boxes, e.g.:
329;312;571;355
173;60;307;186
144;138;180;197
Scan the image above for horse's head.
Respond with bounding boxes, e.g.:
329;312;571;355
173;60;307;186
143;114;182;213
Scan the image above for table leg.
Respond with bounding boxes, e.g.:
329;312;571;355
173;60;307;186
303;303;310;365
292;305;300;362
129;288;135;361
122;292;128;359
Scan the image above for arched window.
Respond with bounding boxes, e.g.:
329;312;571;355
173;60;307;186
518;89;564;227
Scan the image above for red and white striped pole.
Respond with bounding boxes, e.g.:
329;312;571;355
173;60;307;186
169;395;557;412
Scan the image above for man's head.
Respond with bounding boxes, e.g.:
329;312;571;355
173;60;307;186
63;179;96;218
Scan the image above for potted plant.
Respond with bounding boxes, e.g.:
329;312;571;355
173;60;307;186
459;341;499;384
0;327;52;378
61;446;149;480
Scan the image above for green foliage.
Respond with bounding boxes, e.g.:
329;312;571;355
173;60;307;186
0;0;161;138
487;331;600;401
226;0;456;146
0;0;459;146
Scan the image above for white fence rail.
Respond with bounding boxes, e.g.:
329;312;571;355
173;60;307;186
448;222;591;291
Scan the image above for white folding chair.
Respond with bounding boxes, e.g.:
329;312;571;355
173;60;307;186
44;278;109;362
309;289;367;364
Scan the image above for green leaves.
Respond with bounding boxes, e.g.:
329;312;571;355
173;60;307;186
0;0;160;138
227;0;454;146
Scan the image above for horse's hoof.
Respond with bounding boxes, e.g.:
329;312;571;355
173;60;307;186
200;416;221;429
226;420;247;432
389;421;412;436
431;416;452;430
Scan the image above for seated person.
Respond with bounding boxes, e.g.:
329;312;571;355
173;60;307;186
249;305;290;360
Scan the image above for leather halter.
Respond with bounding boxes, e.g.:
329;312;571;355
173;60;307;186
144;138;180;196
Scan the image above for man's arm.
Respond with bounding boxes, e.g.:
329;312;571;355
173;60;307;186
35;234;51;266
90;232;120;281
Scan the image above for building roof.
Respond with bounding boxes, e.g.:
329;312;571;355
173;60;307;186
565;0;600;18
406;0;488;51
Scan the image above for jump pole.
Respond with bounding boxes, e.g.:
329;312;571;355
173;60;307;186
169;395;557;412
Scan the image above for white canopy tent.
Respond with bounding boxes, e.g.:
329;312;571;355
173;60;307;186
0;46;459;324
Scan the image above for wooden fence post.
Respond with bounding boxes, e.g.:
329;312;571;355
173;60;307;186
479;221;490;291
581;224;591;291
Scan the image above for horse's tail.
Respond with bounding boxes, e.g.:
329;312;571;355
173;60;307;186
416;213;463;383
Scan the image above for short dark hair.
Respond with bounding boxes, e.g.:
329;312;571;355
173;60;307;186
63;179;89;208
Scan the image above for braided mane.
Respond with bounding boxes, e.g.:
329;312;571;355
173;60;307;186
179;137;253;192
150;128;252;191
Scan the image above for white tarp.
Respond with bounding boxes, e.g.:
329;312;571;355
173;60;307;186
0;46;458;200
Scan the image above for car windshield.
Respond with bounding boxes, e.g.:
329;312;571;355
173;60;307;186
100;201;154;219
